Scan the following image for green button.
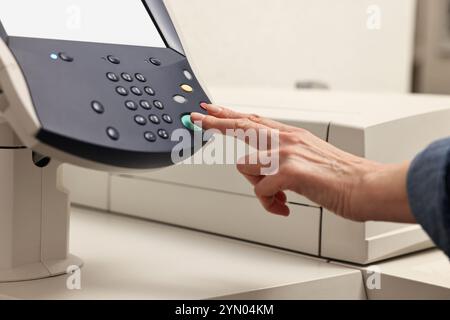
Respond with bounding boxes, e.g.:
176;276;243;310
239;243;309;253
181;114;202;132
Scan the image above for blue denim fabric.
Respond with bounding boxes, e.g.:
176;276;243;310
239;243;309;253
407;138;450;258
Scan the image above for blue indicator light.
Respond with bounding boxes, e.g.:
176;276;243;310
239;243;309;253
50;53;58;60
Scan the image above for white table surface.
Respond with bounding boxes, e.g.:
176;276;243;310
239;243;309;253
0;207;365;300
329;248;450;299
368;249;450;299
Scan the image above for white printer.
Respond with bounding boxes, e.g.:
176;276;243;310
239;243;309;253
0;0;210;282
106;87;450;264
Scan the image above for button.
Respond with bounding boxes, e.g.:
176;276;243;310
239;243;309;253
180;84;193;93
131;86;143;96
144;86;155;96
106;127;120;140
158;129;169;139
181;114;202;132
173;95;187;104
162;114;173;124
121;73;133;82
140;100;152;110
183;70;193;80
59;52;74;62
107;72;119;82
135;73;147;82
91;101;104;114
144;131;157;142
149;114;160;124
134;115;147;126
107;55;120;64
116;86;128;96
125;100;138;111
149;57;162;66
153;100;164;110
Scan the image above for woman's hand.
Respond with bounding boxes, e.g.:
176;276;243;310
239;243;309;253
191;104;416;223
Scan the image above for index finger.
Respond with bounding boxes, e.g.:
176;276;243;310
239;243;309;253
201;103;299;132
200;103;249;119
191;113;276;149
191;113;271;135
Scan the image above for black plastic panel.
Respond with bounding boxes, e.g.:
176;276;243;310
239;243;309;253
8;37;210;169
143;0;185;55
0;21;7;43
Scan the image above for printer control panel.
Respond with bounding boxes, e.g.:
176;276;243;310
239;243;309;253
5;37;210;169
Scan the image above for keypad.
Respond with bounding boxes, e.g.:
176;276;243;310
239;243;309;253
144;86;155;96
107;55;120;64
121;72;133;82
149;57;162;66
144;131;157;142
116;86;128;96
158;129;169;139
107;72;119;82
106;127;120;140
125;100;138;111
140;100;152;110
181;84;193;93
162;114;173;124
91;101;105;114
27;38;214;172
153;100;164;110
135;73;147;82
131;86;143;96
134;115;147;126
100;60;204;146
183;70;193;81
181;114;202;132
149;114;160;125
173;95;187;104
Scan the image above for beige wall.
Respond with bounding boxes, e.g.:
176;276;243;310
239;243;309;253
166;0;416;92
415;0;450;94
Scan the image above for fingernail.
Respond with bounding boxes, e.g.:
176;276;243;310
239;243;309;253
206;104;222;114
191;112;206;121
200;103;208;110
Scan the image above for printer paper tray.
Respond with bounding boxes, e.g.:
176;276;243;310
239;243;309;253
110;174;322;256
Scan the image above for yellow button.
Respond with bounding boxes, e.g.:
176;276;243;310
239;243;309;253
181;84;193;93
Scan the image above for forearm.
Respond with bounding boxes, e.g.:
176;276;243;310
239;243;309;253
358;162;416;223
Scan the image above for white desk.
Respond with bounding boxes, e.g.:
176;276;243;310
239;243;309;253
0;207;365;300
367;250;450;299
328;249;450;299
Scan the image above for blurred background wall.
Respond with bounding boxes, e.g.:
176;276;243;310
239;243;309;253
415;0;450;94
165;0;417;92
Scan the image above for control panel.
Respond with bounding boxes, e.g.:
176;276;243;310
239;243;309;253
0;0;210;169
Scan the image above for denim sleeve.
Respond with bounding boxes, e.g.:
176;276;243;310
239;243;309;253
407;137;450;258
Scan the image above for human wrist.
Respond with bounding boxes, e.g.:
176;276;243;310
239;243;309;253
357;162;416;223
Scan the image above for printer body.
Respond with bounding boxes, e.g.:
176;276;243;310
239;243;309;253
0;0;210;281
105;87;450;264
